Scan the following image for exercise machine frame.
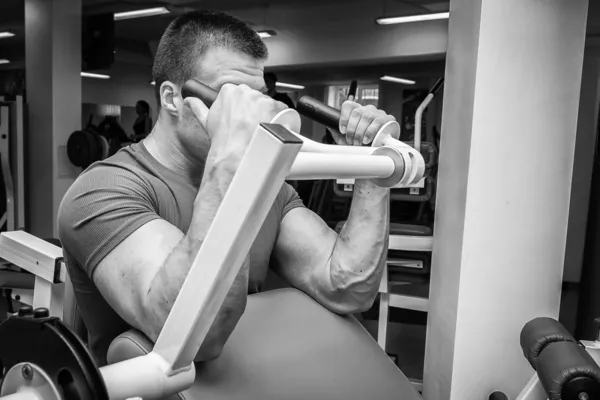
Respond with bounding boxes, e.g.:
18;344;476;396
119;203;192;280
0;86;427;398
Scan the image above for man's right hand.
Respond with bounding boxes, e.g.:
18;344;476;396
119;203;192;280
185;83;285;166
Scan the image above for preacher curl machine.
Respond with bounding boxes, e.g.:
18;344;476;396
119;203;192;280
0;81;598;400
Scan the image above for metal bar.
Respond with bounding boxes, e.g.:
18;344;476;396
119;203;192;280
414;93;433;152
14;97;25;231
388;293;428;312
153;123;303;372
388;235;433;252
377;266;389;350
0;105;14;231
288;152;395;181
99;123;302;400
0;231;65;284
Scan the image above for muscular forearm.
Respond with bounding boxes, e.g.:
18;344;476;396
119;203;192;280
145;154;248;360
323;180;389;313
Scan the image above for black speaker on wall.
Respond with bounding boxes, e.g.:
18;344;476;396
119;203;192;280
82;13;115;71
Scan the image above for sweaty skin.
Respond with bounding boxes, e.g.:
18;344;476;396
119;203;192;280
92;47;392;361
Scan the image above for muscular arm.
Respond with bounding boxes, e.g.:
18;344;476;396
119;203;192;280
90;83;284;362
93;156;248;361
274;180;389;314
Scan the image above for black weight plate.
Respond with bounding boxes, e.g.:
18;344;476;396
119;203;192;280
0;315;109;400
67;130;102;168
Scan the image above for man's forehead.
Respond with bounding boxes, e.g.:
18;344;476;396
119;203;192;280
195;47;265;79
189;48;266;93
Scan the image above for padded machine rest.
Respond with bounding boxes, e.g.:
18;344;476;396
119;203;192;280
520;317;576;369
108;288;421;400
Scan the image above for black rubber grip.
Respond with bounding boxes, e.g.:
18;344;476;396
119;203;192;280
296;96;342;131
537;341;600;400
182;79;217;108
520;317;576;370
183;79;343;132
429;77;445;96
348;80;358;98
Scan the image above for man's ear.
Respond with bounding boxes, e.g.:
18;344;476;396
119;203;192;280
159;81;183;117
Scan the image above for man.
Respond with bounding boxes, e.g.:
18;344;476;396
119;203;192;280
264;72;295;108
58;10;393;366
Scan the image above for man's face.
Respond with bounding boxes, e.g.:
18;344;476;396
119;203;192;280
176;47;266;155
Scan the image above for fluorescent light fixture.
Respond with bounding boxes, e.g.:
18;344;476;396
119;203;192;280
81;72;110;79
258;30;276;39
276;82;305;90
114;7;170;21
0;32;15;39
380;76;416;85
0;59;10;65
376;12;449;25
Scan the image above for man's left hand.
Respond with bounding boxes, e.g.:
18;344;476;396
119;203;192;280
335;101;396;146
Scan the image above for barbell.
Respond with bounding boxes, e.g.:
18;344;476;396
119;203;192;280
181;79;425;188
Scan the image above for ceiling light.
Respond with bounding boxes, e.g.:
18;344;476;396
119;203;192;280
150;81;156;85
258;30;276;38
0;59;10;65
276;82;305;90
114;7;170;21
380;76;416;85
0;32;15;39
81;72;110;79
376;12;449;25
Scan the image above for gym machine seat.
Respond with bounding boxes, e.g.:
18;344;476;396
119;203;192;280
107;288;422;400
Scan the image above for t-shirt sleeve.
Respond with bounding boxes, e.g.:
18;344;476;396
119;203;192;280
57;163;161;279
279;183;305;221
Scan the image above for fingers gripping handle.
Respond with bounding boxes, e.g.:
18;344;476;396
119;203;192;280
182;79;340;134
182;78;302;136
181;79;423;188
296;96;425;186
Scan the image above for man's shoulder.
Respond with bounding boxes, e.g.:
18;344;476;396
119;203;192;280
69;145;151;190
66;159;144;195
58;151;155;223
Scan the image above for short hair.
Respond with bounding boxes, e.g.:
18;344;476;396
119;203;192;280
136;100;150;114
264;72;277;83
152;10;268;106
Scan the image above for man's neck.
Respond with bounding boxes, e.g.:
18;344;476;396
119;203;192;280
143;120;207;188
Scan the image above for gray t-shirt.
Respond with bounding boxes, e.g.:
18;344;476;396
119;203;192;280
57;142;303;366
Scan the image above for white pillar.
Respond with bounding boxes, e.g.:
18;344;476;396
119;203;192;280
423;1;589;400
25;0;81;238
